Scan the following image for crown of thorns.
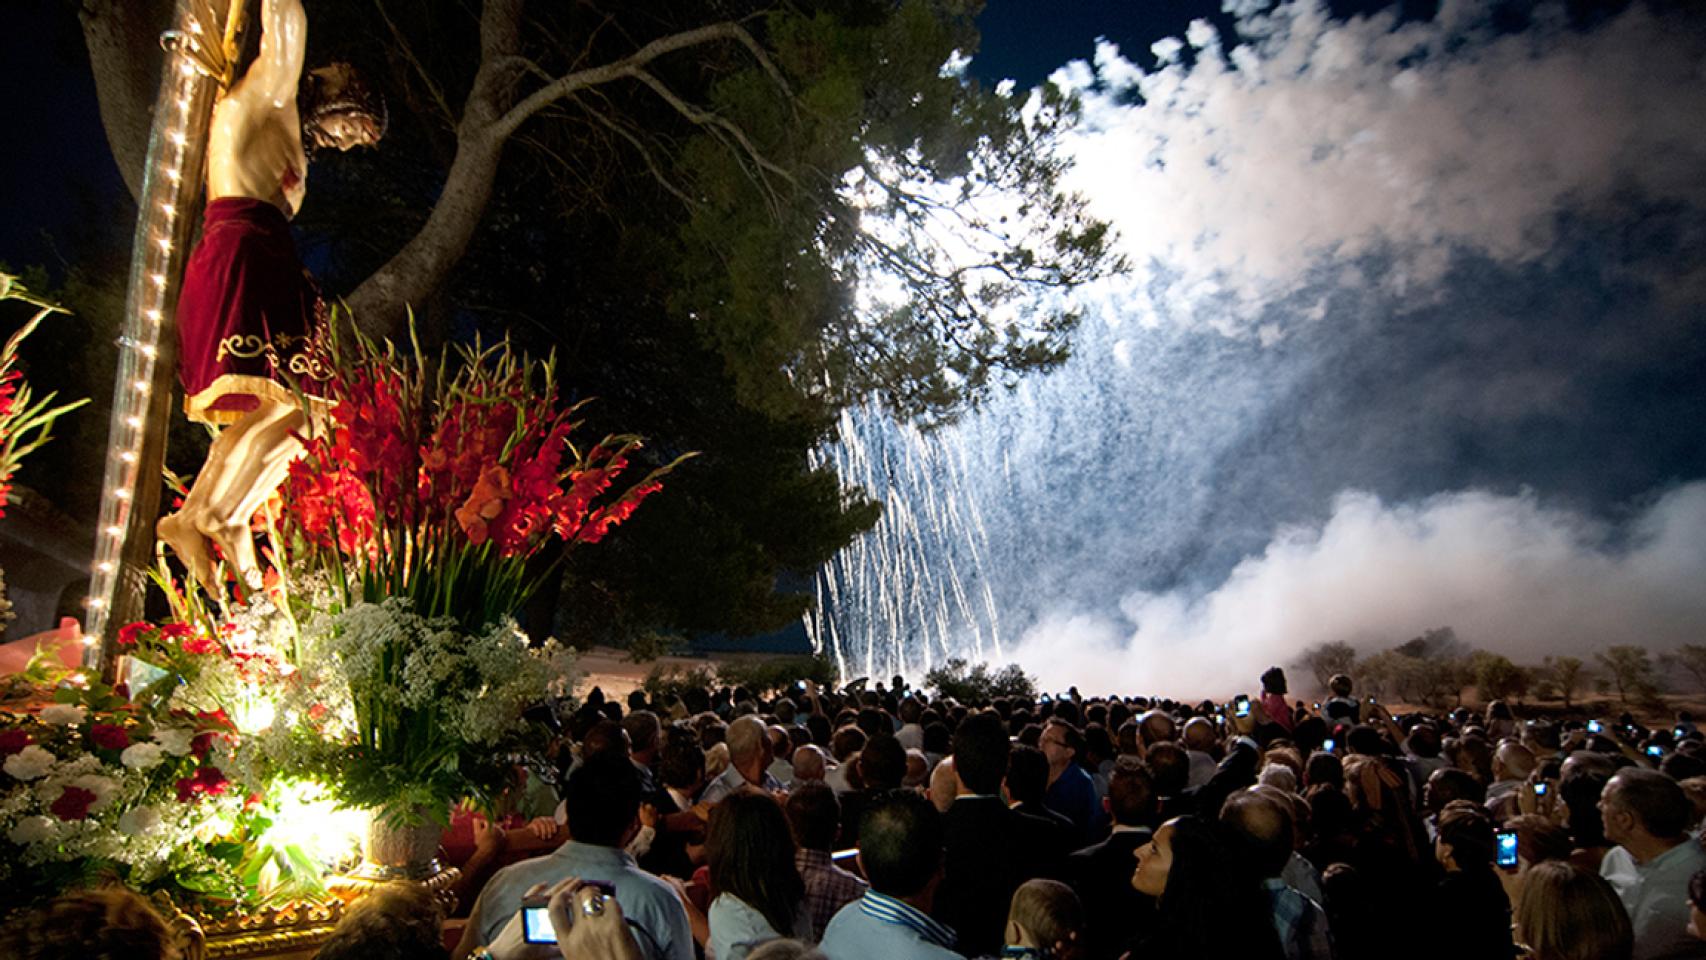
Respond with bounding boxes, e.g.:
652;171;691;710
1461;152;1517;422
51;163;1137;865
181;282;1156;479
301;63;388;142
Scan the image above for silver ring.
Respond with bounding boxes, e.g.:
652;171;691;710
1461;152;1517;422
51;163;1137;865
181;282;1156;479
581;894;607;917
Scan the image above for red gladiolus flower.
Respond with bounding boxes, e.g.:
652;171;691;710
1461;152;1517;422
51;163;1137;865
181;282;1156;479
89;724;129;751
181;634;219;656
116;622;151;647
175;764;230;803
50;785;97;821
0;728;30;755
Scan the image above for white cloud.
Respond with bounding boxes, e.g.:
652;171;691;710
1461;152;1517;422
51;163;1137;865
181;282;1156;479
1008;482;1706;698
1053;1;1706;334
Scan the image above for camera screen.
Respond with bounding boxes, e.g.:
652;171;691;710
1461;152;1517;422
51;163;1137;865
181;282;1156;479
1235;700;1251;717
523;906;556;944
1588;720;1603;734
1496;832;1518;868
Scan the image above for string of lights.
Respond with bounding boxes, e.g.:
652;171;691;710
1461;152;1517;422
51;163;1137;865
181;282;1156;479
83;4;241;674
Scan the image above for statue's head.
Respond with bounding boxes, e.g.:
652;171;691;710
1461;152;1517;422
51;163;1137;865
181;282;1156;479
299;62;386;153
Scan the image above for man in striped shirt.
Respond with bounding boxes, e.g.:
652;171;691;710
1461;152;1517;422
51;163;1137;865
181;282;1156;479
820;790;962;960
787;782;868;940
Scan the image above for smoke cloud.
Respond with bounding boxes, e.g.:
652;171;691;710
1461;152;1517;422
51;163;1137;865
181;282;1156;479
1007;483;1706;697
811;2;1706;691
1051;1;1706;334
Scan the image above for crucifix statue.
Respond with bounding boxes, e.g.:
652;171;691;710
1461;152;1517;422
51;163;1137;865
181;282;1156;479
154;0;385;591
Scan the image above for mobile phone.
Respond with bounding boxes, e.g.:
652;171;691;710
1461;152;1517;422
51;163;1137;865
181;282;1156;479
1495;831;1518;869
1677;727;1687;740
1313;702;1321;711
1235;699;1251;718
1323;739;1336;754
520;881;616;943
1588;720;1603;734
1533;782;1548;797
1648;745;1665;758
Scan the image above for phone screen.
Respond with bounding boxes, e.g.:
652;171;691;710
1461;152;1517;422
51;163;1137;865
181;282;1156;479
523;905;556;944
1235;700;1251;718
1495;831;1518;868
1533;782;1548;796
1588;720;1603;734
1648;745;1665;758
1323;739;1336;754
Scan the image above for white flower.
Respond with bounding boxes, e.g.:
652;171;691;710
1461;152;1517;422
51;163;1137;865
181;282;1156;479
39;704;87;726
72;774;119;811
3;744;56;781
153;728;194;756
120;742;165;771
8;815;54;845
118;805;162;836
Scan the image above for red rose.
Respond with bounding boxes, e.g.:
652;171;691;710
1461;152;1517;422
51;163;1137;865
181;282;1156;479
49;785;97;821
0;728;30;755
89;724;129;751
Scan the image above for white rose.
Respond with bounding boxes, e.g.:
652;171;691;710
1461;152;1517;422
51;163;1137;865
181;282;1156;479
152;728;194;757
120;742;165;771
7;815;54;844
39;704;87;726
3;745;56;781
118;805;162;836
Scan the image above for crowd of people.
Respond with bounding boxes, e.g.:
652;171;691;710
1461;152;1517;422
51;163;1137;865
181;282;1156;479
11;665;1706;960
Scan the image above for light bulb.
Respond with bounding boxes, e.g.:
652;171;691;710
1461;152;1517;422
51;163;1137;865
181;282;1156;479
97;562;114;574
106;525;123;537
126;416;142;428
134;380;150;393
146;309;162;322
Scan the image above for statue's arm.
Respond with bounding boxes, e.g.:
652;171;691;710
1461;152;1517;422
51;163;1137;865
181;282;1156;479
248;0;307;108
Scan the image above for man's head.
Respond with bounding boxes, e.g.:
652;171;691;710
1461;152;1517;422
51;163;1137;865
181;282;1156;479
299;63;386;152
1105;756;1158;828
1434;799;1496;871
1328;674;1353;698
1039;719;1080;775
564;753;642;847
1146;741;1190;797
929;756;959;813
829;725;867;763
582;719;631;761
786;781;842;853
857;734;908;791
1220;788;1294;879
660;725;707;794
624;710;662;759
768;724;793;764
952;710;1011;796
726;715;772;781
1493;740;1537;783
1601;768;1692;847
857;790;944;900
1004;879;1084;954
1006;744;1050;805
1181;717;1217;753
792;744;828;783
1260;667;1288;696
1138;710;1176;747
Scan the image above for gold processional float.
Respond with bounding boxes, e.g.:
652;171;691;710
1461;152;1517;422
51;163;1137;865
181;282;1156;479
81;1;451;955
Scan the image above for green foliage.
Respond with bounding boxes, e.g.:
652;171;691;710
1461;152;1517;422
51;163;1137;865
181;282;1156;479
924;657;1036;704
642;663;719;704
1545;656;1586;707
1294;641;1358;692
714;655;836;698
1469;651;1528;703
1596;645;1656;705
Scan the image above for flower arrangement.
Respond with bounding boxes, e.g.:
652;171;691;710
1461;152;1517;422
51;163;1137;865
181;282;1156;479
0;273;89;518
282;319;689;632
0;647;262;904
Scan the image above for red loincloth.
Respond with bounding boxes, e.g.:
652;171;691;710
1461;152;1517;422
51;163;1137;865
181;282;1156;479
176;197;330;425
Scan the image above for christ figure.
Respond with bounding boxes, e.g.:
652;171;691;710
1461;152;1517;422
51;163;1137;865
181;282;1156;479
155;0;384;590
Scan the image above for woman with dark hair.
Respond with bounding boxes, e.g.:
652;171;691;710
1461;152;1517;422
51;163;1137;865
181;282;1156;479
1558;768;1613;872
706;792;812;959
1128;815;1284;957
1427;800;1513;958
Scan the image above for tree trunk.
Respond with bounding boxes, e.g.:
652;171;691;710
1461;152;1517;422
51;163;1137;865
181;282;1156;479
78;0;175;202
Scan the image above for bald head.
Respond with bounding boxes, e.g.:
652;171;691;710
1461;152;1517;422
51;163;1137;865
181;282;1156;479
929;756;958;813
1183;717;1217;752
1221;788;1294;878
793;744;828;783
1494;740;1536;783
1139;710;1177;746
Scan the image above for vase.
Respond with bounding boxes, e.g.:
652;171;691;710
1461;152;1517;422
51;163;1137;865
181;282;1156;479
327;805;462;914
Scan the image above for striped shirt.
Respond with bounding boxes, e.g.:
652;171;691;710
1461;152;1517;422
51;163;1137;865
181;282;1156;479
796;848;867;940
820;890;962;960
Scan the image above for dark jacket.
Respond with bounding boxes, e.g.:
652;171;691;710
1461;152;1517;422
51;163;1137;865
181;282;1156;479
1068;828;1155;960
934;796;1036;957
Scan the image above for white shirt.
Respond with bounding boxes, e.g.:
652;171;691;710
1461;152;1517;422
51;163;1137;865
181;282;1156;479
896;722;924;751
1602;840;1706;960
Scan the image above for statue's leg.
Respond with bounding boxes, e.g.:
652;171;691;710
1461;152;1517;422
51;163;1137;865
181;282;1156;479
157;409;274;591
190;399;307;586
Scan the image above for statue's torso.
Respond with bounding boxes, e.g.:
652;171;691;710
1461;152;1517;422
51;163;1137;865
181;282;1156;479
205;74;307;216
